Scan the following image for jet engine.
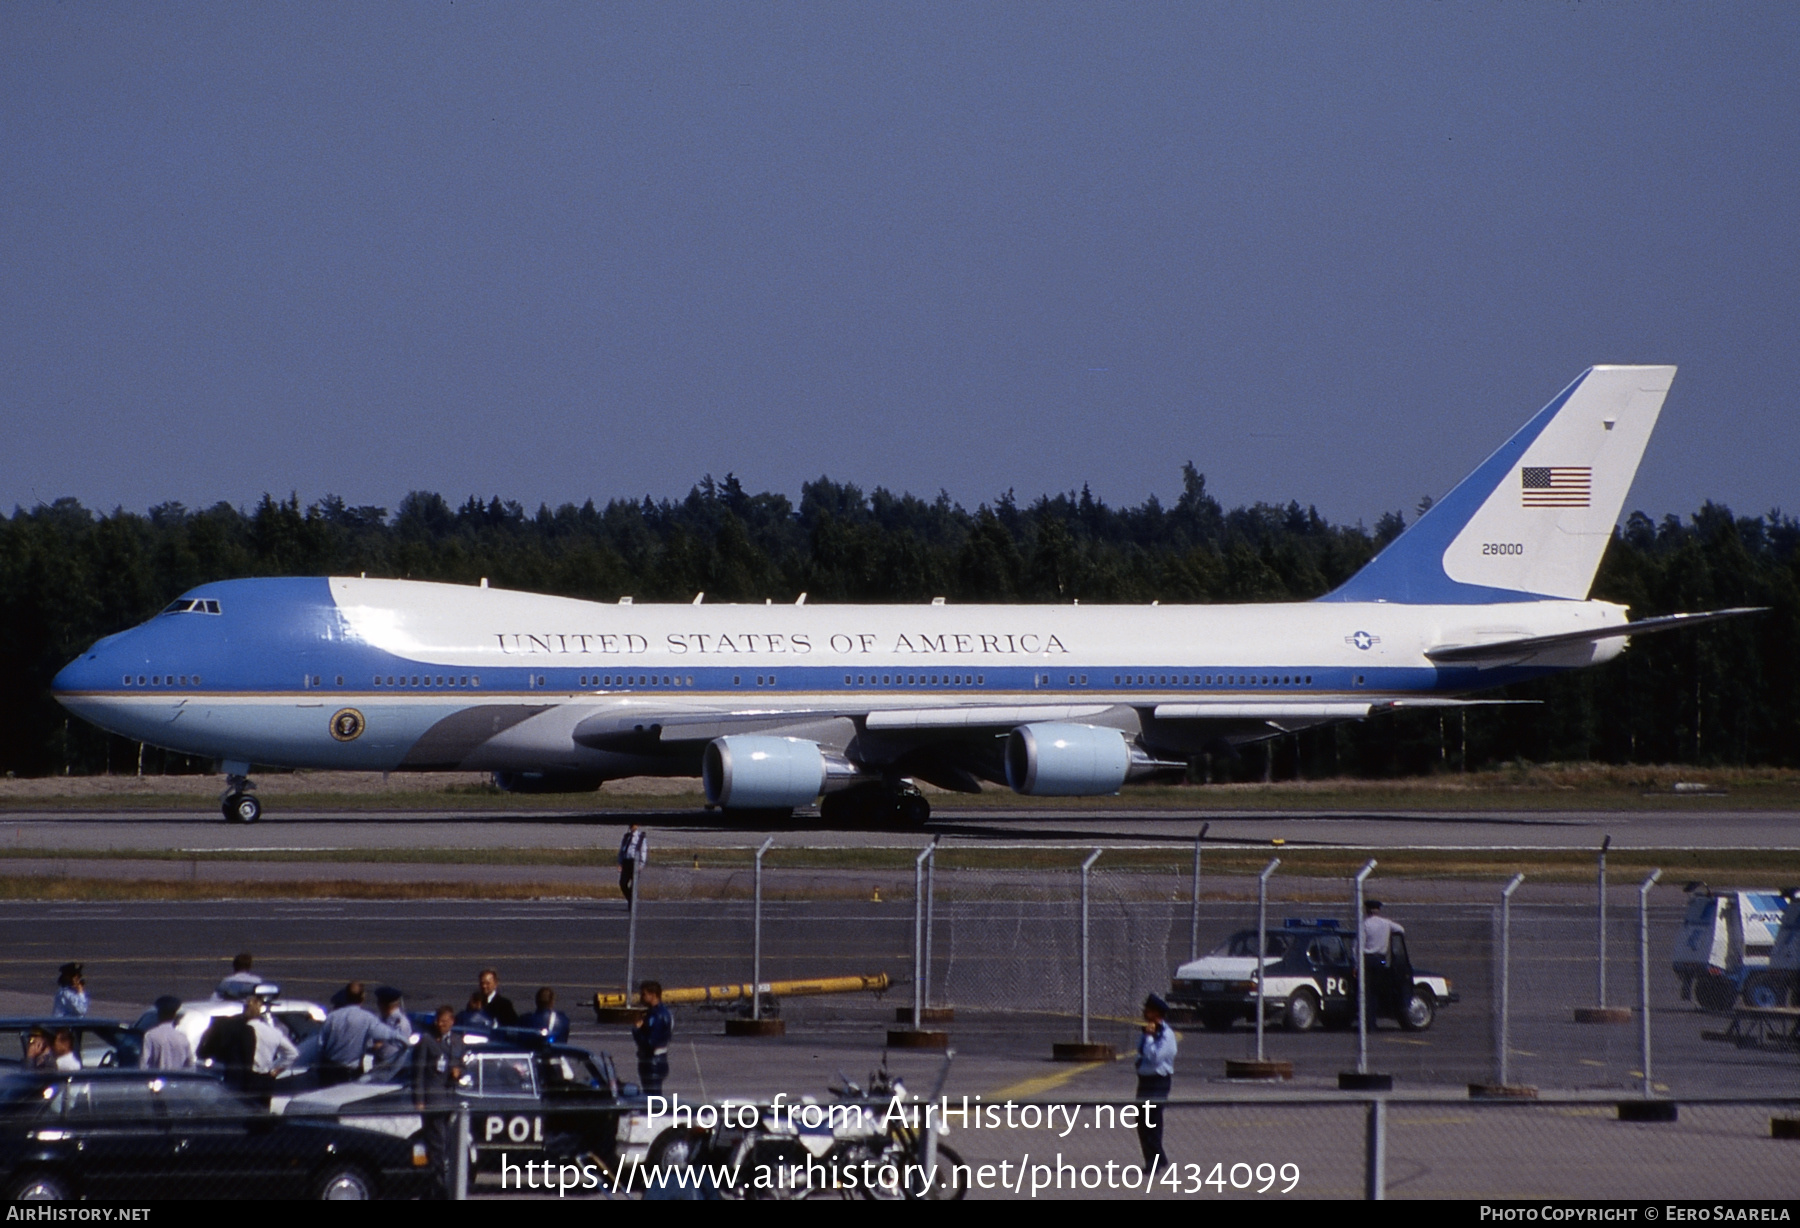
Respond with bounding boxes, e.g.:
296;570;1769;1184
702;735;867;809
1004;723;1134;796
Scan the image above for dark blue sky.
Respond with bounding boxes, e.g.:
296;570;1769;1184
5;4;1795;526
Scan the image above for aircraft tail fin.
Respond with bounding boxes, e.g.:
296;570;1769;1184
1321;365;1675;604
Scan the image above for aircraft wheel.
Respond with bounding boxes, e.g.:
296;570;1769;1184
898;791;931;825
223;792;262;824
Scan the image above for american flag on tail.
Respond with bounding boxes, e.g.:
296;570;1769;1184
1520;466;1591;508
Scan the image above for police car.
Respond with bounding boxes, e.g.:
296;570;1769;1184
1169;918;1456;1033
1673;886;1796;1011
276;1035;638;1175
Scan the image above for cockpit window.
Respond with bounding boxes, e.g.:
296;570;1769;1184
160;599;221;616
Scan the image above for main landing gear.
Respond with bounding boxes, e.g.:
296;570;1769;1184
818;781;931;827
221;773;261;824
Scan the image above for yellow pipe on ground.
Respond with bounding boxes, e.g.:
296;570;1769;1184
594;971;889;1011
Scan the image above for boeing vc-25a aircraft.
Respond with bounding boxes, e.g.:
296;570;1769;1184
53;365;1757;823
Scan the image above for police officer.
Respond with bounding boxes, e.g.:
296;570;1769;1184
51;964;88;1018
1362;900;1404;966
1135;993;1177;1170
412;1005;468;1199
632;981;672;1096
520;986;570;1043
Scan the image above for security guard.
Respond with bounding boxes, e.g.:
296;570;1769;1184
1135;992;1177;1170
632;980;672;1096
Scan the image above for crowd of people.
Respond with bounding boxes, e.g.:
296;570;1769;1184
39;954;573;1098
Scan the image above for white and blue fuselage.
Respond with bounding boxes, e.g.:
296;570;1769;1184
51;365;1755;820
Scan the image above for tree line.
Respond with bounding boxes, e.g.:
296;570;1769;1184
3;468;1795;780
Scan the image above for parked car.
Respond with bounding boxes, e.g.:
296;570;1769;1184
131;986;329;1076
278;1036;636;1176
0;1069;431;1200
1169;919;1456;1032
0;1019;141;1070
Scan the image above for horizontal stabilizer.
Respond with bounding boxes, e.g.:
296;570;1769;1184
1426;607;1766;666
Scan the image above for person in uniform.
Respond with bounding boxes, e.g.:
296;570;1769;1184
632;981;672;1096
316;981;409;1085
1134;993;1177;1170
51;964;88;1018
618;824;647;905
142;996;194;1070
519;986;570;1043
1362;900;1404;967
412;1005;468;1199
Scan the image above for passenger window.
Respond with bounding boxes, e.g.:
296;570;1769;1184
477;1055;536;1097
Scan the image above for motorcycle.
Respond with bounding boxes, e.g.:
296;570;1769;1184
643;1051;966;1200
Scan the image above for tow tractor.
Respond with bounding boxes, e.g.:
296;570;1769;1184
1672;885;1795;1012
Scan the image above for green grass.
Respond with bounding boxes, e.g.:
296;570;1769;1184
5;763;1798;813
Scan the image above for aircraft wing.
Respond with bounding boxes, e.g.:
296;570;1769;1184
1425;607;1765;667
570;703;1122;750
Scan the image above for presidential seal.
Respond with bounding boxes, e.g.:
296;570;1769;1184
329;708;365;742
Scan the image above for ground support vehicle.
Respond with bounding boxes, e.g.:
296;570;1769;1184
279;1037;635;1179
1672;887;1794;1011
0;1069;430;1200
1169;919;1456;1033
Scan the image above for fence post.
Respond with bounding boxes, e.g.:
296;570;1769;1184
1255;857;1280;1063
1498;873;1525;1087
1596;835;1611;1008
924;836;938;1010
1364;1098;1386;1201
1190;822;1209;962
452;1103;471;1200
1354;859;1378;1074
1639;868;1662;1098
625;833;644;1001
1080;848;1103;1045
913;843;930;1024
752;836;774;1021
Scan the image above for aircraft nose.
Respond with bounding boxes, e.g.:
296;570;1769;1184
52;631;125;698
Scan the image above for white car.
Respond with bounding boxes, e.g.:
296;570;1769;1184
133;984;329;1075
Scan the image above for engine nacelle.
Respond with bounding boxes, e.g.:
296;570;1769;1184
1005;723;1134;796
703;735;863;809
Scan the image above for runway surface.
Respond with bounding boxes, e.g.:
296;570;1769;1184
2;804;1796;851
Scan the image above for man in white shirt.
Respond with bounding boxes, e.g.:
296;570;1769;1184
1362;900;1404;964
215;952;262;999
141;996;194;1070
51;1029;81;1071
245;995;298;1082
